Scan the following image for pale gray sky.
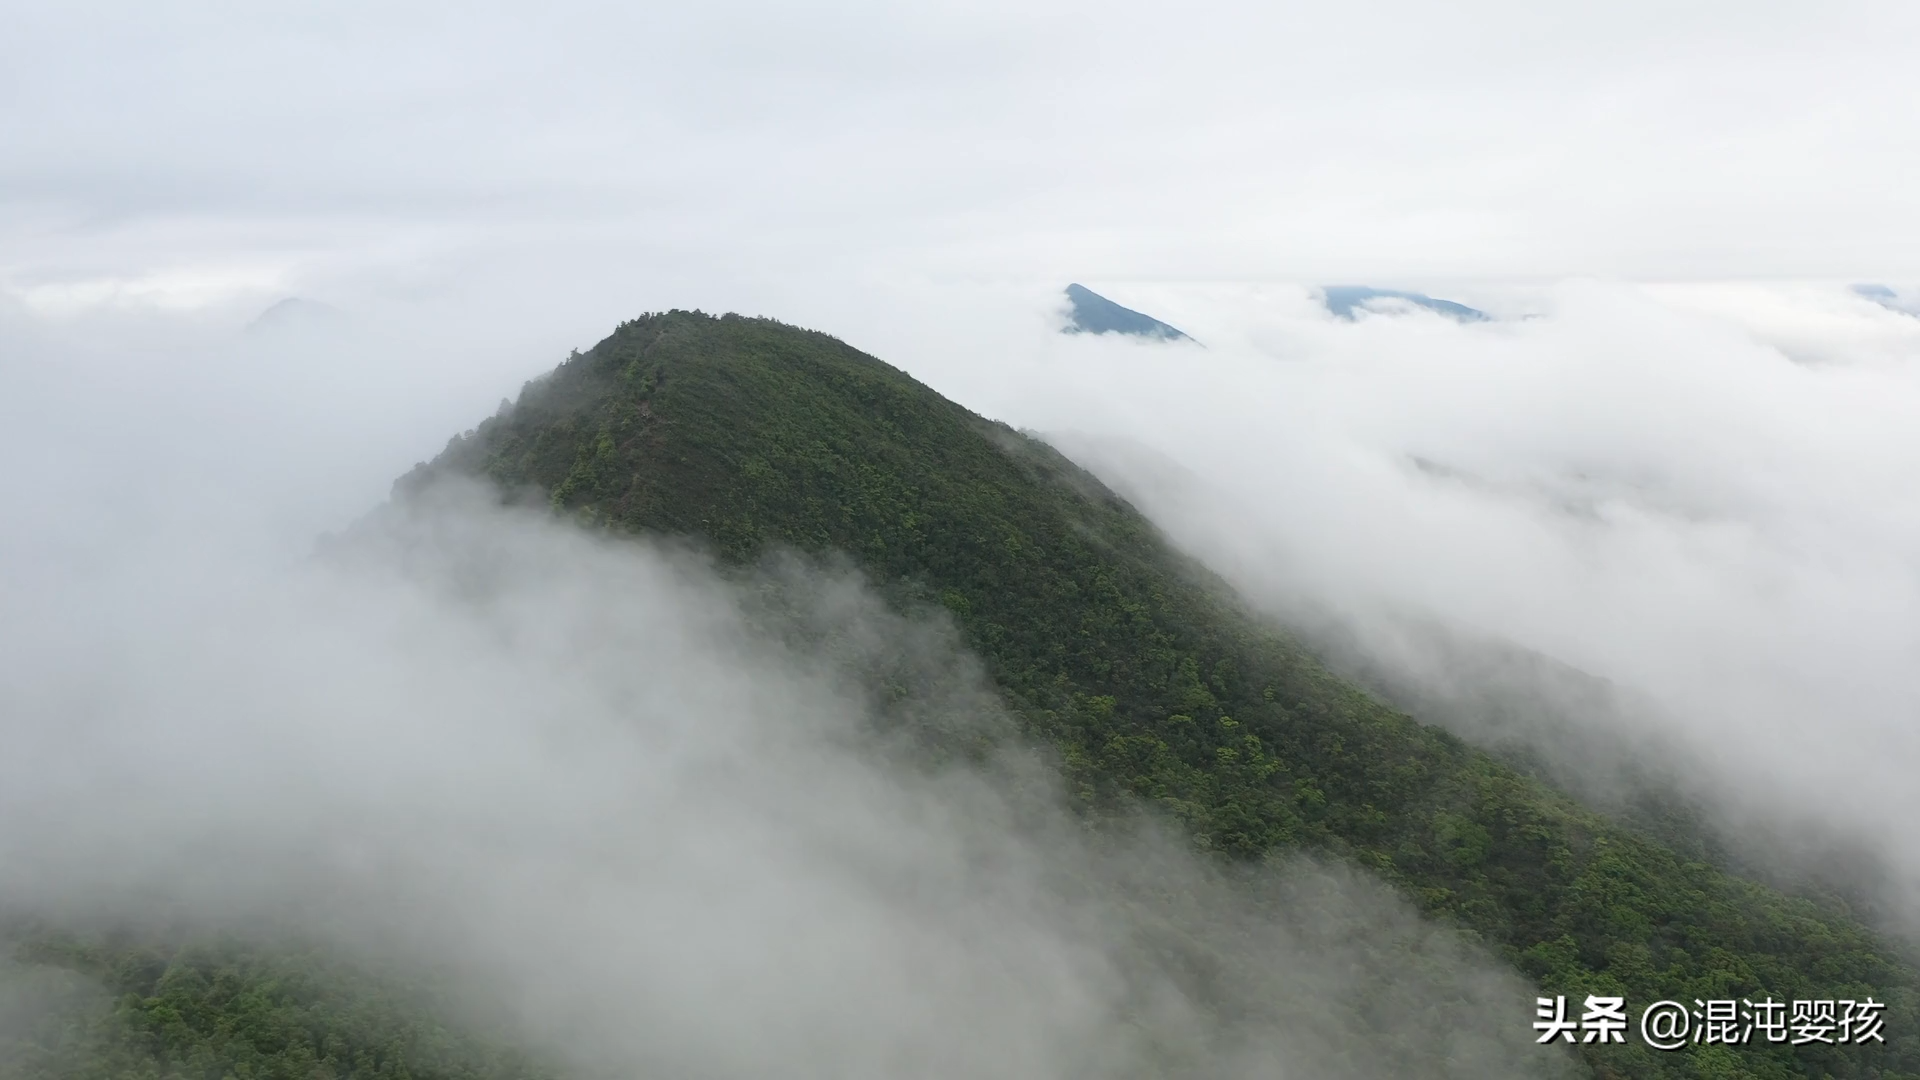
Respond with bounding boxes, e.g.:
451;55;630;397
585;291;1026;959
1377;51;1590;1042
4;0;1917;325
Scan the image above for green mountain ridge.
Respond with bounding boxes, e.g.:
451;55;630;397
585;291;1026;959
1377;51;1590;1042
12;309;1918;1079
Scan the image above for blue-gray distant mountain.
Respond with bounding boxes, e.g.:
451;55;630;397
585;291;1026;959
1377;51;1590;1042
1061;283;1191;341
244;296;349;338
1852;283;1919;317
1321;285;1489;323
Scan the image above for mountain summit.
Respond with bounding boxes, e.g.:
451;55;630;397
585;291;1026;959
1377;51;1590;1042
243;295;349;338
1061;283;1192;341
1321;285;1490;322
1853;282;1920;317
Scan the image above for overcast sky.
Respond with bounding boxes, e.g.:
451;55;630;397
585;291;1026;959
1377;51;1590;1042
5;0;1918;330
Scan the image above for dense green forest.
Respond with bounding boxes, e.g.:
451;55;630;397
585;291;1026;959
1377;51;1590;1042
1;927;547;1080
11;310;1917;1078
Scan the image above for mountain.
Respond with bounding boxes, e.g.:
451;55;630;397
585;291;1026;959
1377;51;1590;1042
1060;283;1192;340
0;936;547;1080
1321;285;1490;322
404;311;1914;1076
1853;283;1920;317
243;296;350;339
16;311;1918;1079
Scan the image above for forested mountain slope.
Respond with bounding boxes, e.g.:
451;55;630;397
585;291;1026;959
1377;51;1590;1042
1;927;549;1080
402;310;1918;1079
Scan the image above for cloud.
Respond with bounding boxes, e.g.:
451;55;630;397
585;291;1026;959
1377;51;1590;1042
4;0;1919;336
894;277;1920;925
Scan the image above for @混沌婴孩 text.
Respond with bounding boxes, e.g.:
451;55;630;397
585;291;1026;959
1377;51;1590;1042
1533;994;1885;1051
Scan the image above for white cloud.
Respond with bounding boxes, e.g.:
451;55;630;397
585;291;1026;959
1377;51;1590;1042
880;277;1920;920
0;451;1570;1078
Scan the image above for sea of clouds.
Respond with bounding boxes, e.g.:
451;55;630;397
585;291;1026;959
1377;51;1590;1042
879;276;1920;921
4;271;1918;1076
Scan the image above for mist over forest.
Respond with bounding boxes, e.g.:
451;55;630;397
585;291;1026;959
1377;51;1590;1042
5;2;1920;1078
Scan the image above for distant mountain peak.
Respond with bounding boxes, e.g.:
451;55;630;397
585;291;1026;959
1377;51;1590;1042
1061;283;1192;341
1852;282;1919;317
1321;285;1489;323
244;296;348;337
